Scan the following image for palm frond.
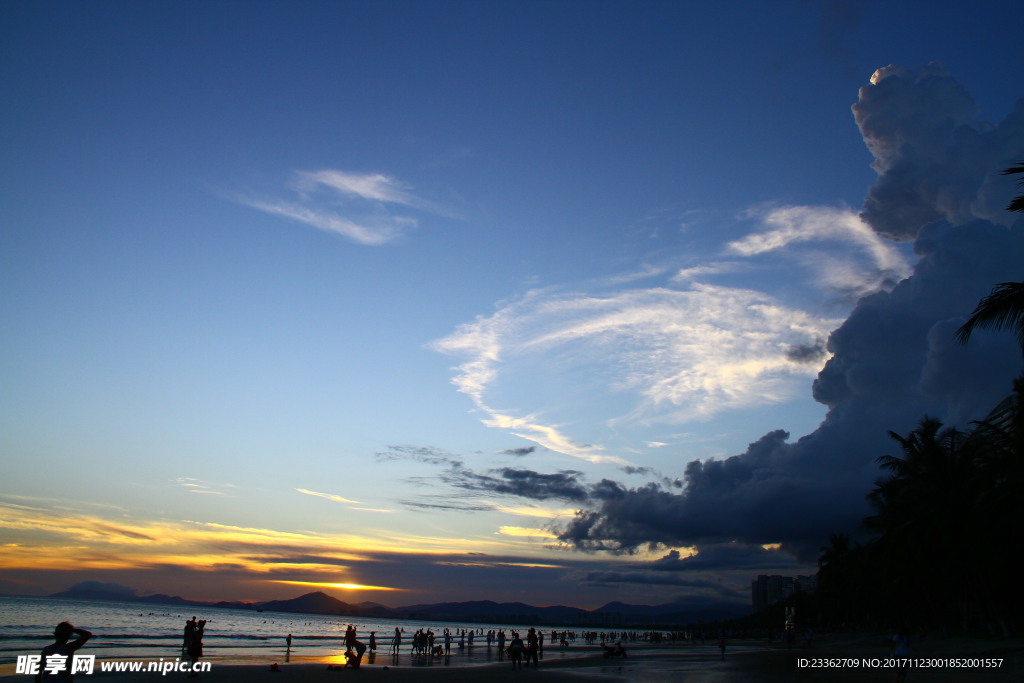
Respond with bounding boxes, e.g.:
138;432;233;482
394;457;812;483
1002;162;1024;213
954;281;1024;348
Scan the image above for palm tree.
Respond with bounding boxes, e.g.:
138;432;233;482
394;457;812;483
1003;161;1024;213
954;281;1024;352
866;418;980;627
955;162;1024;352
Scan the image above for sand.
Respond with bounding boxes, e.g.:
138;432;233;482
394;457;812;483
3;634;1021;681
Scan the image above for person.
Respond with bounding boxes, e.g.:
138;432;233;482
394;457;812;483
344;625;366;668
39;622;91;681
182;617;197;657
286;633;292;650
718;633;727;661
186;620;206;678
526;627;539;667
507;632;524;670
368;631;376;652
891;628;910;682
391;627;402;655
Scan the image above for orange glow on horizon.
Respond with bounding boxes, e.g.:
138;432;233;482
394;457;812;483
269;579;406;592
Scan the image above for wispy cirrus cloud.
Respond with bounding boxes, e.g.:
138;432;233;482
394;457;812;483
172;477;233;496
729;204;911;299
294;488;362;505
433;283;839;460
236;169;443;246
431;203;908;464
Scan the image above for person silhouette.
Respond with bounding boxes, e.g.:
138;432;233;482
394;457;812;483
186;620;206;677
40;622;92;681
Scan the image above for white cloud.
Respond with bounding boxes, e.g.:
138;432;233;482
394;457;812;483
296;170;417;205
432;202;923;464
729;205;911;296
237;169;440;245
242;199;410;245
295;488;362;505
433;281;841;462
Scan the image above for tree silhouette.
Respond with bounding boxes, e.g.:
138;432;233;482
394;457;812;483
1003;161;1024;213
954;281;1024;351
864;418;981;626
812;388;1024;633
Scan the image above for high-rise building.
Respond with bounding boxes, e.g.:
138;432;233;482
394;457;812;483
751;573;816;613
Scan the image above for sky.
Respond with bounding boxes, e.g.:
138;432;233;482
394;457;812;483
2;0;1023;613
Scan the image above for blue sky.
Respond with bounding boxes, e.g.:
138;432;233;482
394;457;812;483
2;0;1023;610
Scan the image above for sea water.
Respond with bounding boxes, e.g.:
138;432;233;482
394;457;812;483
0;595;609;667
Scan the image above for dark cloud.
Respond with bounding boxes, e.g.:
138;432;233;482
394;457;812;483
855;63;1024;240
650;544;802;573
620;464;657;476
558;66;1024;556
500;446;536;457
375;444;461;466
444;466;591;502
399;498;495;512
242;554;353;567
785;340;828;364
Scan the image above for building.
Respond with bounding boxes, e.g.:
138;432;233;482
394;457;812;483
751;574;816;614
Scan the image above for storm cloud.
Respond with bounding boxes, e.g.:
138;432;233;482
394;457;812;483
856;63;1024;240
557;66;1024;555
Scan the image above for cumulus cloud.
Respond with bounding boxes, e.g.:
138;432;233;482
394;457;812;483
856;63;1024;240
237;169;445;245
555;67;1024;555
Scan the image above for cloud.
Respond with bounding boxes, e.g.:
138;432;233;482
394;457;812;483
240;199;411;245
855;63;1024;240
431;198;929;465
555;66;1024;556
500;446;537;457
172;477;231;496
294;488;362;505
296;170;418;205
498;526;559;539
375;444;462;466
433;284;841;463
649;543;802;573
729;205;911;299
237;169;446;245
443;466;591;502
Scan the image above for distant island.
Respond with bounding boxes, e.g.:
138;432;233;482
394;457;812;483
43;581;742;627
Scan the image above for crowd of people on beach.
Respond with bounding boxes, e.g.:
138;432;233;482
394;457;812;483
22;613;931;681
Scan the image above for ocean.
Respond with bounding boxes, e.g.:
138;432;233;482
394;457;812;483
0;595;622;667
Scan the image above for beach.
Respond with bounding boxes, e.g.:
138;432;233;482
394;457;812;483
3;634;1021;682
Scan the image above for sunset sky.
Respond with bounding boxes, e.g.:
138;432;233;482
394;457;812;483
2;0;1022;612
